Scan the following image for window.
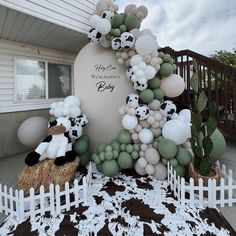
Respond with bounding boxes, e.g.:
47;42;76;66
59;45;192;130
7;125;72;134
15;58;72;101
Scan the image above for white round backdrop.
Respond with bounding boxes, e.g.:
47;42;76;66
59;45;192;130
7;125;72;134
74;43;133;152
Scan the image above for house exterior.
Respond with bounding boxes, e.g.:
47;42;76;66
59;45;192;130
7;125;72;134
0;0;95;158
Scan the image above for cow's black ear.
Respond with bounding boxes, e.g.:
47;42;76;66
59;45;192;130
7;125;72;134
97;32;102;38
49;120;57;128
126;96;129;104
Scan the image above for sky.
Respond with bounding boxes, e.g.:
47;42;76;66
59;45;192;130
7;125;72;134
116;0;236;56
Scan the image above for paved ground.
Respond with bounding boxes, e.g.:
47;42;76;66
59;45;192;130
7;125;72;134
0;136;235;230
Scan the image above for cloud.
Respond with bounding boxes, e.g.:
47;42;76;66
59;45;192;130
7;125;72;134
116;0;236;56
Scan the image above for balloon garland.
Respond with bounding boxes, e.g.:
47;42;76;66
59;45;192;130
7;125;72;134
88;0;193;178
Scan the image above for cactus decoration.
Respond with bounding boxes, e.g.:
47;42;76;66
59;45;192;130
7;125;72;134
190;60;218;176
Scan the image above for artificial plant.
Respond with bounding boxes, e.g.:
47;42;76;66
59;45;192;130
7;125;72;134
190;60;218;176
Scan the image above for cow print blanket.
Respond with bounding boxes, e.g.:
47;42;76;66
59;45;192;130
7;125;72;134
0;168;235;236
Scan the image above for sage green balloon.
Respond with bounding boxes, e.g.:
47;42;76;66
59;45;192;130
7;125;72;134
120;143;126;151
169;158;178;167
96;144;106;154
158;52;164;58
73;139;88;155
118;129;132;144
153;88;165;101
172;64;177;71
126;144;133;153
153;141;159;149
117;152;132;169
111;14;124;28
174;165;185;177
113;28;121;37
131;151;139;159
94;155;101;165
81;135;89;144
198;128;226;160
176;147;192;166
161;158;168;166
210;129;226;160
148;76;161;89
111;139;120;151
105;145;113;152
105;151;113;160
99;152;105;162
157;138;178;159
102;160;119;177
134;144;140;151
119;24;127;33
158;63;173;77
163;54;171;63
124;15;140;31
113;150;119;159
140;89;154;103
92;153;97;161
79;151;91;166
97;163;103;173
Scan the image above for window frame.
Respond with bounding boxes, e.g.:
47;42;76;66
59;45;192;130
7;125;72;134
13;56;73;105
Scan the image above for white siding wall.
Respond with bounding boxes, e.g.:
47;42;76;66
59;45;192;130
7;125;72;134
0;39;76;113
0;0;96;34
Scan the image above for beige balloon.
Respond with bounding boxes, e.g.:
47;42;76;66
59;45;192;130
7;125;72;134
18;116;48;147
160;74;185;98
74;43;133;152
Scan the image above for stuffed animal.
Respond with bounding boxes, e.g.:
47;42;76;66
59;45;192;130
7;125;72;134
25;117;76;166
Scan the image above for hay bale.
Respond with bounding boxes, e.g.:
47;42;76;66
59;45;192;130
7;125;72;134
18;158;80;195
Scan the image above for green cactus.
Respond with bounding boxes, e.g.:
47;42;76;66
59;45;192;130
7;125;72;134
190;60;217;176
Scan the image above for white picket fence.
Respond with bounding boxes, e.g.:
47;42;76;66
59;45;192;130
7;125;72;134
167;162;236;208
0;163;92;222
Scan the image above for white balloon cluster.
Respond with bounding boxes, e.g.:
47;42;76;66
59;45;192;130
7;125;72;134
49;96;81;119
135;145;167;180
126;55;156;91
162;109;191;145
88;14;112;44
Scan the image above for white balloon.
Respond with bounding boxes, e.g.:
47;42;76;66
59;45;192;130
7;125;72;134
141;29;157;40
89;15;100;27
122;114;138;130
137;62;146;70
153;163;167;180
135;161;147;175
137;157;147;168
179;109;191;123
69;106;81;118
58;101;64;107
50;103;57;109
49;109;54;115
54;107;64;118
135;35;158;56
63;108;69;116
101;36;111;48
130;55;143;67
64;96;80;107
18;116;48;147
162;119;189;145
138;128;153;144
160;74;185;98
144;65;156;80
145;164;155;175
96;18;111;34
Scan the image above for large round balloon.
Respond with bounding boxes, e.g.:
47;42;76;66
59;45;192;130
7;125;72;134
122;114;138;130
153;162;167;180
160;74;185;98
162;120;189;145
139;128;153;144
135;35;158;56
18;116;48;147
210;129;226;160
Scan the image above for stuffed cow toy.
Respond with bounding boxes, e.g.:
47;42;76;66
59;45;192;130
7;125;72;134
25;117;76;166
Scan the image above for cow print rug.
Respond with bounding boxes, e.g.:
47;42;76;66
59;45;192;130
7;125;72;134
0;167;235;236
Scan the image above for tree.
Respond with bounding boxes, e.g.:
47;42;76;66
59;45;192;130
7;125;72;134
211;49;236;68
